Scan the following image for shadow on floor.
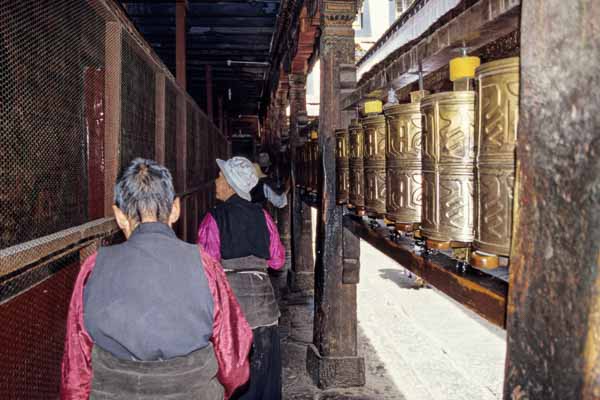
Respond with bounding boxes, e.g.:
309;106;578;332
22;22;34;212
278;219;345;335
280;293;405;400
378;268;430;290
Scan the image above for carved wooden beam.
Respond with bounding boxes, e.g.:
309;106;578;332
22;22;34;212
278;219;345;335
342;0;521;109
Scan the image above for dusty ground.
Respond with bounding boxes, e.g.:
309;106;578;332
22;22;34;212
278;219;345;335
278;226;506;400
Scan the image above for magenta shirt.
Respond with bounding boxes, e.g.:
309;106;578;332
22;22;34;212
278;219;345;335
197;209;285;270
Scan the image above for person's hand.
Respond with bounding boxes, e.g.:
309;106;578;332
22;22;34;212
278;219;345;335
283;178;292;195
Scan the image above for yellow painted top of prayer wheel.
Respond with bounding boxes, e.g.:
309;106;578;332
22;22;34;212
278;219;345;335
363;100;383;115
449;56;481;81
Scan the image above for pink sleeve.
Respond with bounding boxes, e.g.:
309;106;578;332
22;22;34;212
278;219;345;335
60;254;97;400
197;213;221;261
263;210;285;270
201;249;252;399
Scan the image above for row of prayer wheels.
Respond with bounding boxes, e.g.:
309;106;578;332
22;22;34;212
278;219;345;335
297;131;320;195
335;56;520;269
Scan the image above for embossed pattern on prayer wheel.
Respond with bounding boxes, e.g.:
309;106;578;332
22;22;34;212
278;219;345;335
421;91;476;243
348;119;365;211
335;129;349;204
384;102;423;224
362;113;387;216
474;57;519;256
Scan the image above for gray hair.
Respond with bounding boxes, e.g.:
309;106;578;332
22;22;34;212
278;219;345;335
114;158;175;224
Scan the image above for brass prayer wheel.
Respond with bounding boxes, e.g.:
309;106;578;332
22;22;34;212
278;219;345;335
348;118;365;213
474;57;520;258
421;91;476;243
335;128;349;204
383;93;425;227
362;103;386;217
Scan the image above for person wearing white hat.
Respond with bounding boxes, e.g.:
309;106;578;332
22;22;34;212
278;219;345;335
250;163;289;209
197;156;285;400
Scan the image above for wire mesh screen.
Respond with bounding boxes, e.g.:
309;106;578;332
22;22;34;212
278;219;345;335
120;34;156;169
165;79;178;190
187;104;202;188
1;0;228;398
0;254;80;399
0;0;106;249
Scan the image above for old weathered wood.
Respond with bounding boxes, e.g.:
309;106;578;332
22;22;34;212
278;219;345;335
307;0;365;389
343;0;521;110
0;218;119;276
344;215;507;327
155;72;166;164
205;65;213;122
175;0;187;89
504;1;600;399
104;22;122;217
289;73;315;293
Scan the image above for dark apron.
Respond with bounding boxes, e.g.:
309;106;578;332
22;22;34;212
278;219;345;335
90;343;224;400
222;256;280;329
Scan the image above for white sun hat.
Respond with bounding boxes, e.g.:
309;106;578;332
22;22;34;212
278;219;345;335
216;156;259;201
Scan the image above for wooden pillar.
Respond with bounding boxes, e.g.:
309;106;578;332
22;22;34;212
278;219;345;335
104;22;122;217
504;1;600;399
289;73;314;293
175;0;187;89
217;96;224;131
155;72;166;164
176;93;188;239
205;65;213;122
307;0;364;389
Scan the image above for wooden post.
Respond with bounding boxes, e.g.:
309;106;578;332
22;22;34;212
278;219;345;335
307;0;364;389
289;73;314;293
205;65;213;122
175;0;187;89
104;22;122;217
155;72;166;165
218;96;224;132
84;67;105;220
504;1;600;399
176;93;188;240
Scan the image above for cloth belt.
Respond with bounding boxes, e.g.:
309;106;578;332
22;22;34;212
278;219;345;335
90;343;224;400
221;256;280;329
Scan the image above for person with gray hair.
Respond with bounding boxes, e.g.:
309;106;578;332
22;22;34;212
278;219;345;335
61;158;252;400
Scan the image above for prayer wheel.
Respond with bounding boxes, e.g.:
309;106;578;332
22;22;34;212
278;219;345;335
362;101;386;217
383;91;427;230
348;118;365;214
335;128;349;204
472;57;520;268
421;91;476;244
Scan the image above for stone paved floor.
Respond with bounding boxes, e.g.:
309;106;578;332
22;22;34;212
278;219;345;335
278;234;506;400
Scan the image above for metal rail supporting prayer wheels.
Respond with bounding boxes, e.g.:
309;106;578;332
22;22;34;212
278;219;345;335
348;118;365;215
335;128;349;204
362;100;386;217
421;91;476;246
384;91;427;232
471;57;520;269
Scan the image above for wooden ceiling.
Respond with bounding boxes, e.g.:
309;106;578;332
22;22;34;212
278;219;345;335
119;0;282;116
